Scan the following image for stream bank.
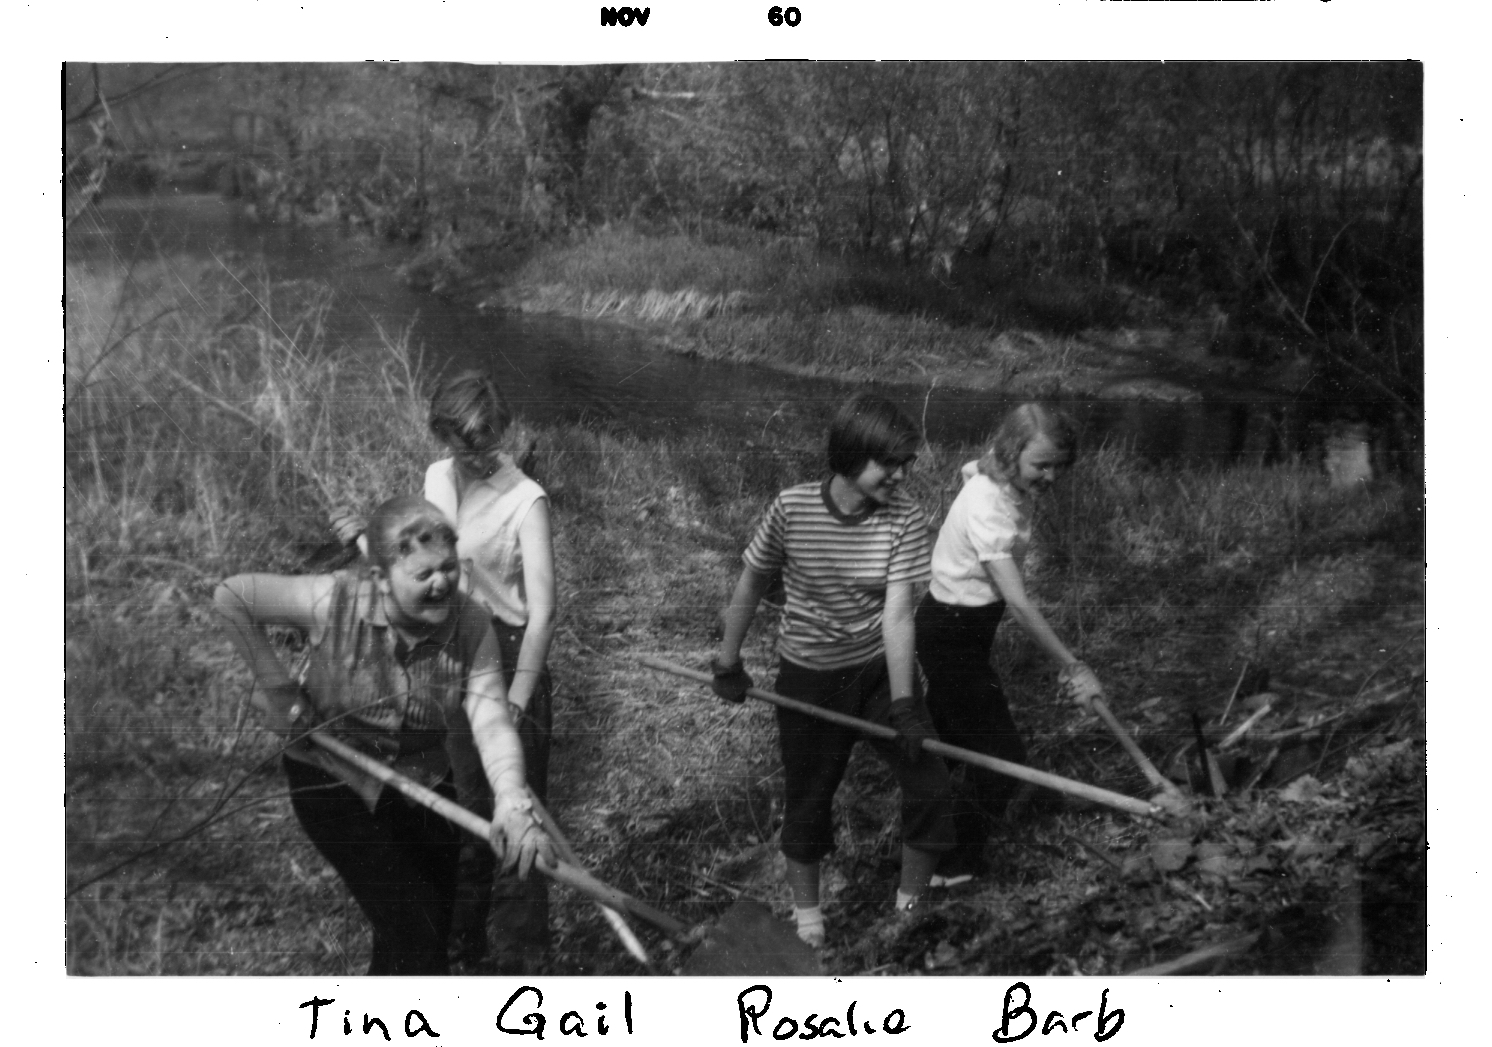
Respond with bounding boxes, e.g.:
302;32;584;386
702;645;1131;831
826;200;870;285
413;223;1403;479
73;194;1358;471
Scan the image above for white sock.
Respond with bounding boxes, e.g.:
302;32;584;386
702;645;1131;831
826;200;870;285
895;889;919;912
794;905;825;946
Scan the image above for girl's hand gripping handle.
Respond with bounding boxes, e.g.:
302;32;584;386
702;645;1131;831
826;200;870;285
1059;661;1104;712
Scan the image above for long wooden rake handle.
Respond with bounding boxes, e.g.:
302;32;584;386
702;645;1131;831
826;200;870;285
306;732;691;939
1090;697;1186;798
525;792;653;966
637;655;1161;819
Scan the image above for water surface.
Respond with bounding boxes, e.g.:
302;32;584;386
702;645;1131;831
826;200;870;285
68;194;1279;463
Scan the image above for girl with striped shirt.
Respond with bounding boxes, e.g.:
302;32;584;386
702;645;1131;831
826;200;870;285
711;394;954;948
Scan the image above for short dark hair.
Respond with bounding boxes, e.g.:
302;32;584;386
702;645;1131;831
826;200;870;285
826;394;921;477
428;369;512;451
977;403;1077;482
366;496;457;569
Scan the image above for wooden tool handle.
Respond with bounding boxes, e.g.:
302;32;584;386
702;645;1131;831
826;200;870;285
307;732;691;938
527;793;652;966
1090;697;1185;798
639;655;1162;819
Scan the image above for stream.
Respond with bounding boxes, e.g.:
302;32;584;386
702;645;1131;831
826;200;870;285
68;193;1288;464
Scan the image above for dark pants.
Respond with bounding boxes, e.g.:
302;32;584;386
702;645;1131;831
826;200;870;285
284;756;462;976
774;655;954;864
449;620;553;969
915;595;1029;873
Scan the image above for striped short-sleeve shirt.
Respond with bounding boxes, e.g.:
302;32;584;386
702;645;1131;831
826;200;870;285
743;479;932;670
293;571;496;809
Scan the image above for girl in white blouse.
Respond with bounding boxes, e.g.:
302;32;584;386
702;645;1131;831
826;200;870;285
423;370;558;973
913;403;1102;886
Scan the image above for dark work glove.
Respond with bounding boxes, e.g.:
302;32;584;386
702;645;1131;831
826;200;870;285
260;681;317;740
889;697;939;763
710;656;753;704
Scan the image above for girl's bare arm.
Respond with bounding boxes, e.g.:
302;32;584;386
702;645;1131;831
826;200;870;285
213;574;335;723
508;499;556;712
463;630;557;873
882;579;920;700
984;558;1080;670
462;628;525;796
718;565;774;665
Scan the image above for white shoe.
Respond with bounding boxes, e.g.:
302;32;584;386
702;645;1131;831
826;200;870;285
796;924;825;948
929;872;975;888
794;906;826;948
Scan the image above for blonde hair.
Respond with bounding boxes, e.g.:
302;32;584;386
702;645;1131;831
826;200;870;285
977;403;1077;482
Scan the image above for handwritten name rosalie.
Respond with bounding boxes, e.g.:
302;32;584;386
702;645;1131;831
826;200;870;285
298;982;1124;1042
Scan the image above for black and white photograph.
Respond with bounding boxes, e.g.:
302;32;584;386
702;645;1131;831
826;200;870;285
46;1;1469;1039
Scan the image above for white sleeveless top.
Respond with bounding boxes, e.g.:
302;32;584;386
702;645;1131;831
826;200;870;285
424;457;547;628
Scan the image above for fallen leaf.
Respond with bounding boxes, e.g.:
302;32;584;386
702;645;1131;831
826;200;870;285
927;942;958;968
1152;838;1193;872
1290;837;1338;860
1280;775;1323;803
1196;854;1243;880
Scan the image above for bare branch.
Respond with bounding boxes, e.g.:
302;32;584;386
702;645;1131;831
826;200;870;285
66;64;216;126
629;87;712;102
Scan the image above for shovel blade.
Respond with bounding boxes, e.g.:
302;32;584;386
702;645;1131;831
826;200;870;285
682;899;822;976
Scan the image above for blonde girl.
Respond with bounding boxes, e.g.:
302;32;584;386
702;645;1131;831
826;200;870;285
913;403;1101;886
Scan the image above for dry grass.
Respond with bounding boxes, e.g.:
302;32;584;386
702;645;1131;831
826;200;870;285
502;226;815;298
486;225;1130;391
502;285;755;323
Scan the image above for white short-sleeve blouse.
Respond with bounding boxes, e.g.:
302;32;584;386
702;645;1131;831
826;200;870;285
928;461;1032;607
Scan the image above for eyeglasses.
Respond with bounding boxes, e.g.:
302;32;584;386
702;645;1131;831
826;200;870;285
876;454;917;471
